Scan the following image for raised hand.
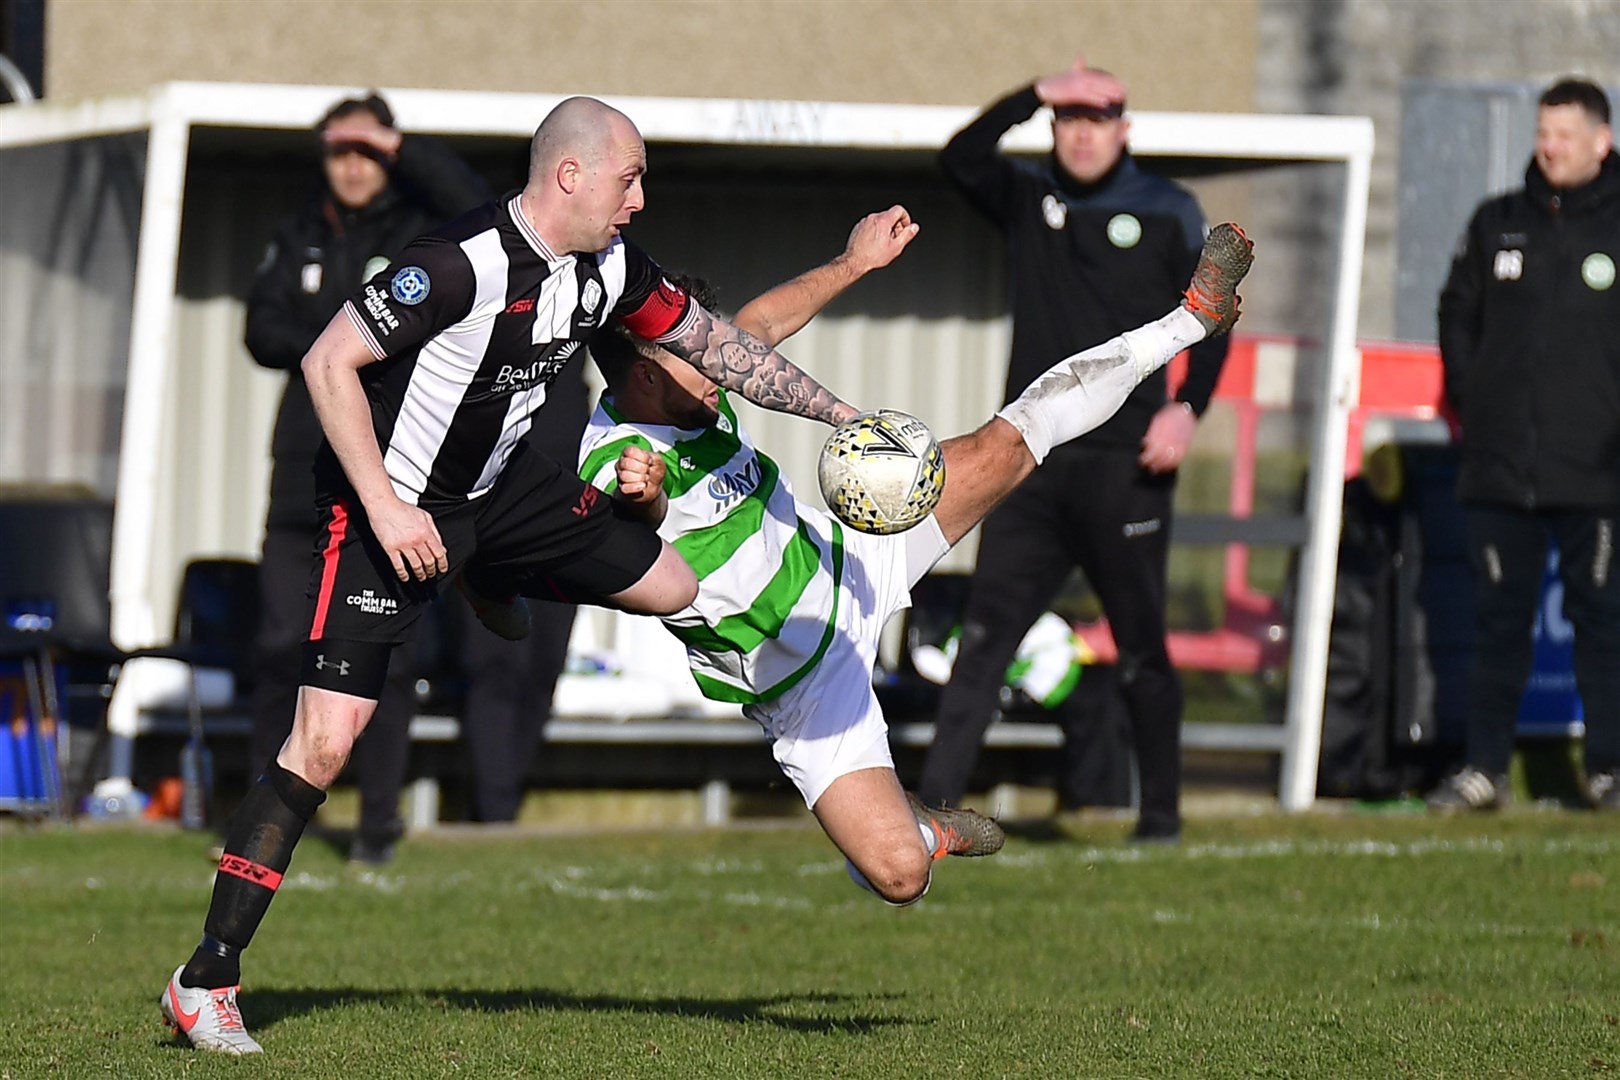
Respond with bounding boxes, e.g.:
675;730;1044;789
844;205;920;273
1034;54;1126;111
321;110;403;161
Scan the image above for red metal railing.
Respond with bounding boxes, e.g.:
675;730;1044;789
1072;336;1445;676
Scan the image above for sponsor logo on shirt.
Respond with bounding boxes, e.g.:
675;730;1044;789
362;284;400;334
505;297;536;314
708;457;763;508
1122;517;1162;538
1493;249;1524;281
492;342;579;393
1106;213;1143;249
346;589;399;615
390;265;431;305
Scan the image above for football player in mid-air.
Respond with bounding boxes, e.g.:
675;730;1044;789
466;209;1253;906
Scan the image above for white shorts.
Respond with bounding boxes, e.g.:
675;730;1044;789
744;515;950;808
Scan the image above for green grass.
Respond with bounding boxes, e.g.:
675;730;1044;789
3;814;1619;1078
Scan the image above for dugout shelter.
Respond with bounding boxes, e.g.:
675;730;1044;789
0;82;1373;811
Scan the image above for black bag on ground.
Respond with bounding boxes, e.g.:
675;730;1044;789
1319;477;1411;799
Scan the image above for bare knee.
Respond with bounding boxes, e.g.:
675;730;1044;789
277;689;373;789
863;848;933;906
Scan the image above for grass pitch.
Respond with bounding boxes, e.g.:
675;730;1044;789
3;812;1618;1078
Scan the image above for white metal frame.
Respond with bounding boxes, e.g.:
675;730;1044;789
0;82;1374;812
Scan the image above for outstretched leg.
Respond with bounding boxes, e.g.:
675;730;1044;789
815;767;1005;905
931;223;1254;545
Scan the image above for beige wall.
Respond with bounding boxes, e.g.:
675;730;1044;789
49;0;1256;112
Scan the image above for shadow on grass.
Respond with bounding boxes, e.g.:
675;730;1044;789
997;819;1143;846
998;820;1074;844
243;986;913;1036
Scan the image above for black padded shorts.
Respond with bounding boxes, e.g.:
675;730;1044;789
299;443;661;697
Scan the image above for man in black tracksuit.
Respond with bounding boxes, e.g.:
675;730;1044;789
246;93;582;855
1427;78;1620;813
918;61;1228;841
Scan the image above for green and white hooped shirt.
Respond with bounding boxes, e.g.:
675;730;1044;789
578;390;845;705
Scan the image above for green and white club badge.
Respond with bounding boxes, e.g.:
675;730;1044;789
1106;213;1142;249
1582;252;1616;291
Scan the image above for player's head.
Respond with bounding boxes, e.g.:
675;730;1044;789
317;92;396;210
526;96;647;252
1536;78;1612;190
1050;70;1129;185
591;274;722;430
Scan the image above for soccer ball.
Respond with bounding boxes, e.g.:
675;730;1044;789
818;410;946;535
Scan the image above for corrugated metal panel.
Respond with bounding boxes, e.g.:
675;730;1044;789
0;134;144;494
142;161;294;631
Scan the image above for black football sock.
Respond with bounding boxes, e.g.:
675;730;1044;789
179;761;325;989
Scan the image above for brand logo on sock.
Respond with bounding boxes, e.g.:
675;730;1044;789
217;854;285;891
313;654;350;676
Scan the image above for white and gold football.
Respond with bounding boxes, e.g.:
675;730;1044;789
818;410;946;535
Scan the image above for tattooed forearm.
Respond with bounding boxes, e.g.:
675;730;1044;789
660;304;854;425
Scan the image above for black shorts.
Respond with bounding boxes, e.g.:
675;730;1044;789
304;442;661;653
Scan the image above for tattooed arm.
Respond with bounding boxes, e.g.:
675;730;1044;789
657;304;858;426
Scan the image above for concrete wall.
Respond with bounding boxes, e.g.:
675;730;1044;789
47;0;1256;111
1254;0;1620;341
51;1;1620;342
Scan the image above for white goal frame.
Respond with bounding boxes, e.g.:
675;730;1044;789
0;82;1373;812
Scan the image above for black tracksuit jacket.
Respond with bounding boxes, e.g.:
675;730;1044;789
244;135;490;525
1440;152;1620;510
939;85;1229;449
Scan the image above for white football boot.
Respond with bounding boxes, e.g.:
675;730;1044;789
160;965;263;1054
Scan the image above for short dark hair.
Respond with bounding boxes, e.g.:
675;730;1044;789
590;274;720;392
1540;79;1611;125
317;92;395;134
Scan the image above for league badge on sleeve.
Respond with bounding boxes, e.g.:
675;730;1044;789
390;266;431;305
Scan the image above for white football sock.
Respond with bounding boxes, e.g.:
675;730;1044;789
918;817;940;855
997;306;1205;464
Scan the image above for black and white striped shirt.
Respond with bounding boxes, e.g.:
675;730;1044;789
341;193;696;507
